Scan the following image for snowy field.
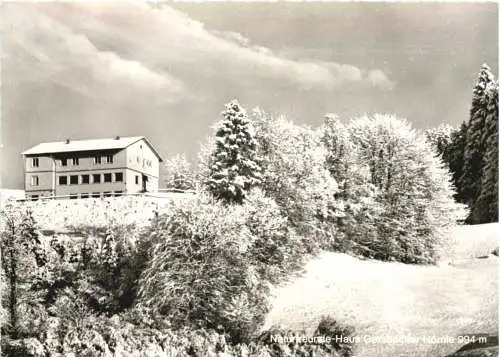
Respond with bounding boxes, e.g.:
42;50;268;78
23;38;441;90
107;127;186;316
451;223;500;260
264;223;499;357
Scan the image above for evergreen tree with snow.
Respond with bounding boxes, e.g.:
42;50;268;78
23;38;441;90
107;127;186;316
474;79;499;223
206;100;262;204
460;64;495;222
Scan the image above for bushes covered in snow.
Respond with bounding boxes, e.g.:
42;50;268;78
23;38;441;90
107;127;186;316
2;313;355;357
137;189;317;343
137;193;270;342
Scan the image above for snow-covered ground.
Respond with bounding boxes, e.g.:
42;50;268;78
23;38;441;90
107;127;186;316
451;223;499;260
264;223;499;357
10;194;194;231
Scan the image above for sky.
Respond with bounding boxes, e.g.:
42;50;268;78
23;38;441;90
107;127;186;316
1;1;498;189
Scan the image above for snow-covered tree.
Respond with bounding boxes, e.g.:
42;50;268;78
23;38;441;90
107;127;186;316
344;114;466;263
163;153;195;191
474;79;499;223
460;64;495;220
206;100;262;204
195;136;215;190
0;204;39;338
320;114;382;255
252;108;341;244
321;114;354;191
424;123;456;161
424;123;473;206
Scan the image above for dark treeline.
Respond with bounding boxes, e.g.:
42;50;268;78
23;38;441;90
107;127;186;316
426;64;499;225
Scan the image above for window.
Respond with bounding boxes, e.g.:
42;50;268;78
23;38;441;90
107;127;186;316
103;191;112;197
59;176;67;185
104;173;112;183
31;158;39;167
93;174;101;183
114;191;123;197
94;156;102;164
31;195;39;201
106;155;113;163
115;172;123;182
31;176;39;186
81;175;90;184
70;175;78;185
69;194;78;200
91;192;100;198
81;193;89;199
61;158;67;166
135;175;139;185
72;158;79;165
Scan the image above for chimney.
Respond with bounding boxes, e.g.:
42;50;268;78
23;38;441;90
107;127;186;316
115;136;120;140
65;139;70;144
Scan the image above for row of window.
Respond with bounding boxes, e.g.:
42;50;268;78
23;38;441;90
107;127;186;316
58;172;124;185
30;172;142;186
30;155;114;168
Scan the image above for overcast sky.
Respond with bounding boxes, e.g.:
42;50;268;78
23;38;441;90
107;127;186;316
1;2;498;189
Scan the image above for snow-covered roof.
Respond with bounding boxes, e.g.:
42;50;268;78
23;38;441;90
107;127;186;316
21;136;163;161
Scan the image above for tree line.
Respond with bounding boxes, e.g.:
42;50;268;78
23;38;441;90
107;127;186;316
166;64;498;227
425;64;498;224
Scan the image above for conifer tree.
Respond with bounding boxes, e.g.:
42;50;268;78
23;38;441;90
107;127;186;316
207;100;262;204
474;79;499;223
460;64;495;222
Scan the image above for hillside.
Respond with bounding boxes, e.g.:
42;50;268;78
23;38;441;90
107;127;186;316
264;223;499;357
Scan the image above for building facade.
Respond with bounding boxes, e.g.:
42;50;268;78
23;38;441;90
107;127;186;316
22;136;162;200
